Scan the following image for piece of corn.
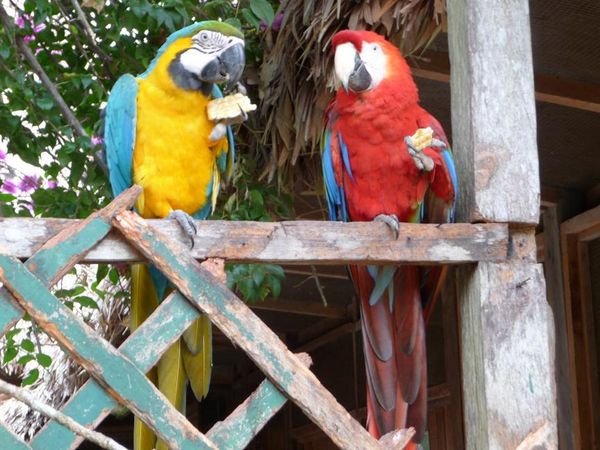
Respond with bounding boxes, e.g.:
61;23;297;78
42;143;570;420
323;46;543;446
408;127;434;151
207;93;257;122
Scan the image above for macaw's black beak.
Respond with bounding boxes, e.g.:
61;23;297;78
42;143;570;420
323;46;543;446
200;42;245;93
348;53;371;93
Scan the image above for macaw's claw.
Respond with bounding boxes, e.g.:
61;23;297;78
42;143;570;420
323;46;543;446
374;213;400;239
238;104;248;122
168;209;197;248
235;81;247;96
405;136;435;172
209;123;228;142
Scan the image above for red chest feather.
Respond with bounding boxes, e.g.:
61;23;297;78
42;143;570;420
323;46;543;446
333;91;431;222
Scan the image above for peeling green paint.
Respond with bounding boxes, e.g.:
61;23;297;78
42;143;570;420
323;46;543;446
0;426;32;450
0;255;216;450
207;378;288;449
33;292;199;449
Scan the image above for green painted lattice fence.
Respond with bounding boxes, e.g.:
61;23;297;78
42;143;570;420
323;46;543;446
0;186;414;450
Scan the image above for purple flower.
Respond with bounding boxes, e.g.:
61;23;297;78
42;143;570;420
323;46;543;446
1;179;19;194
272;12;284;32
0;148;6;161
15;15;28;29
18;174;39;193
33;23;46;34
50;49;62;55
91;135;104;146
46;180;57;189
23;35;35;44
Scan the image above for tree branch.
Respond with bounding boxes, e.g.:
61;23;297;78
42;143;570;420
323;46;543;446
67;0;112;64
0;3;108;174
0;4;87;138
0;378;127;450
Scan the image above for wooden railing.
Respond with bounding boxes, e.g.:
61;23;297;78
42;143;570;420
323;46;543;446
0;185;507;450
0;185;509;450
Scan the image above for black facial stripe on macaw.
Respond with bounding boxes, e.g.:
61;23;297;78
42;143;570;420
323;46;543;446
168;56;213;95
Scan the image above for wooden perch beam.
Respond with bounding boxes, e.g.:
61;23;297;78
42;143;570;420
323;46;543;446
409;50;600;114
1;218;508;265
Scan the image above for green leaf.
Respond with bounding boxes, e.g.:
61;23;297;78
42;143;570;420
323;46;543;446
241;8;261;29
249;0;275;26
5;328;21;343
73;295;99;309
224;17;242;30
0;193;16;202
21;368;39;386
251;267;264;287
17;354;35;365
3;347;18;364
35;96;54;110
96;264;109;283
54;286;86;298
36;353;52;368
269;276;281;298
21;339;35;352
108;267;119;284
0;44;10;59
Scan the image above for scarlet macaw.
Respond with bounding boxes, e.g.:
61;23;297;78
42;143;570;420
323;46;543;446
103;22;245;450
322;30;458;448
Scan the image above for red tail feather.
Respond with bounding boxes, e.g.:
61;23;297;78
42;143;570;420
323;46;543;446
355;265;427;445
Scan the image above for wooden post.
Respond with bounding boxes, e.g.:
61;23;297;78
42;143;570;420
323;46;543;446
447;0;558;449
543;207;576;450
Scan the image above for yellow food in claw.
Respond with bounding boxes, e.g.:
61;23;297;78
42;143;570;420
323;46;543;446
207;93;256;122
408;127;434;151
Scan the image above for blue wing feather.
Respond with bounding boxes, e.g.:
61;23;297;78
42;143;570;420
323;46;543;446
212;85;235;177
322;123;348;222
442;148;458;221
104;74;137;198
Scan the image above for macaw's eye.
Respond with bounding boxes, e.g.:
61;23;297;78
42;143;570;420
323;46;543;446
199;31;209;41
372;44;380;52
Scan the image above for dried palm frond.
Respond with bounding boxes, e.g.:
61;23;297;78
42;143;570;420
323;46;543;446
259;0;445;183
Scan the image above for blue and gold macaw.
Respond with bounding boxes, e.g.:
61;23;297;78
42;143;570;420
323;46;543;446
103;21;245;450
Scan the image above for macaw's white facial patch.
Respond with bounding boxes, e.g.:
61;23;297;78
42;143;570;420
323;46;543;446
334;42;358;89
179;48;213;75
192;31;245;54
358;42;387;89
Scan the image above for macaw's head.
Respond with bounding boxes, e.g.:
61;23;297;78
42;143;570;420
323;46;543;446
331;30;417;99
145;21;245;94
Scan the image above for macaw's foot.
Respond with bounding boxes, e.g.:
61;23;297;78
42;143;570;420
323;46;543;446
209;123;228;142
168;210;197;248
235;81;247;96
404;134;445;172
374;213;400;239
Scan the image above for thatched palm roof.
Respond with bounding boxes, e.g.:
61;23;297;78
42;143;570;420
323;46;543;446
259;0;446;182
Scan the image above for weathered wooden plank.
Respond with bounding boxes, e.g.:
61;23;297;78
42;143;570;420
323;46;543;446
0;424;32;450
0;218;508;264
561;204;600;237
32;290;199;449
447;0;540;224
112;210;392;450
409;49;600;114
250;298;350;319
0;186;140;335
206;353;311;450
34;262;303;450
0;256;217;450
542;207;575;450
456;262;557;450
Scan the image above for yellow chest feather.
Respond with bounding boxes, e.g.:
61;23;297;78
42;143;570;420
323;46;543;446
133;76;218;218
